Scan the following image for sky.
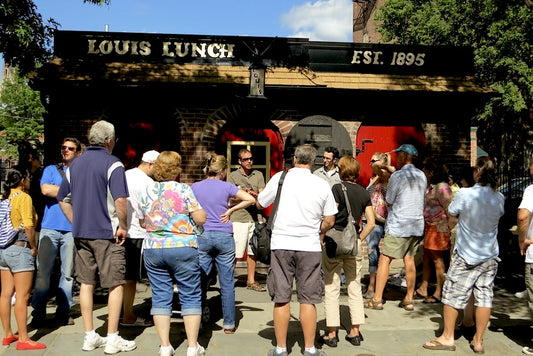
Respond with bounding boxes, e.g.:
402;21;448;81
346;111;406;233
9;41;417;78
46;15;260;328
0;0;353;78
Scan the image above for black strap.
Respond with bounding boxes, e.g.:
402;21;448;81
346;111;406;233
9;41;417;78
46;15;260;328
56;164;66;178
266;170;288;229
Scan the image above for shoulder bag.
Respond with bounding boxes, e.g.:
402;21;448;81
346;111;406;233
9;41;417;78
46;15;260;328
324;182;359;258
249;170;287;265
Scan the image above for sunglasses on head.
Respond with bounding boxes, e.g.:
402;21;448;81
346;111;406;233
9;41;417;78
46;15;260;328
240;157;253;162
61;145;76;152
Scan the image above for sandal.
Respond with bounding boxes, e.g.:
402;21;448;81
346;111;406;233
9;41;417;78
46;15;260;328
364;299;384;310
398;300;414;311
246;281;266;292
423;296;441;304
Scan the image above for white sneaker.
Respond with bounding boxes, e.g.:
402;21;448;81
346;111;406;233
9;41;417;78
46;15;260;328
187;345;205;356
82;334;107;351
104;336;136;354
159;345;175;356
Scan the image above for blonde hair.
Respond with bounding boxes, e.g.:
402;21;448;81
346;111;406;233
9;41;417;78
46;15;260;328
203;152;227;176
372;152;391;165
153;151;182;182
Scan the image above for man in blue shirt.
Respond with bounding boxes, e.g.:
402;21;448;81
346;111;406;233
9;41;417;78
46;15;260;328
57;120;135;354
31;137;82;328
365;144;426;312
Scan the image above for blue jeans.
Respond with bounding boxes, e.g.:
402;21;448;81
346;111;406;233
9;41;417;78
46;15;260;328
143;247;202;316
32;229;75;318
197;231;236;329
366;223;384;274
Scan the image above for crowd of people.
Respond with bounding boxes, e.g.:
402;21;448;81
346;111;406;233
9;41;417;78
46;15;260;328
0;119;524;355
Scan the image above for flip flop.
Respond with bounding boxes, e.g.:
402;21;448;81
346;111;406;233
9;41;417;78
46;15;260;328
398;300;414;311
364;299;384;310
423;296;442;304
247;281;266;292
414;290;427;299
423;339;456;351
120;317;153;327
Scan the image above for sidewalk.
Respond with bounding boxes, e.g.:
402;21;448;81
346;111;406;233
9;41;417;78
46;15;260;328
1;261;531;356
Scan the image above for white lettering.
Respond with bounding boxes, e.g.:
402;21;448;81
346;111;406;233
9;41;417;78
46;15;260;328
351;50;363;64
139;41;151;56
162;42;174;57
207;43;220;58
88;39;100;54
114;40;129;55
99;40;113;55
191;43;206;57
130;41;139;55
175;42;189;57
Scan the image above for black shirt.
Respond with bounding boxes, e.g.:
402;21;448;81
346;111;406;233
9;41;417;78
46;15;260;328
332;182;372;230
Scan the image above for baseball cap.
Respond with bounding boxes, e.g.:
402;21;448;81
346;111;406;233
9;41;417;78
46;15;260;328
141;150;160;163
393;144;418;156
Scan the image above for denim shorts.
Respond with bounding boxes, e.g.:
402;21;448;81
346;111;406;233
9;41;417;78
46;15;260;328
143;247;202;316
0;244;35;273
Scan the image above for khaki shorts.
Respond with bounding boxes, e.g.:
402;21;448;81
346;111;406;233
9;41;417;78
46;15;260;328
381;233;422;260
267;249;324;304
233;222;255;258
75;238;126;288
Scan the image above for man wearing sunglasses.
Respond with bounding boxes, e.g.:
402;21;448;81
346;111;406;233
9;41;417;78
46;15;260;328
31;137;82;328
313;146;341;188
228;148;266;292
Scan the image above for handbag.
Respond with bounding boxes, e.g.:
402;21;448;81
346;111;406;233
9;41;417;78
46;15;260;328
249;170;287;265
324;182;359;258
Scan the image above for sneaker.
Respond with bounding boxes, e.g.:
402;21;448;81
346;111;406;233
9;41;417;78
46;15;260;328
303;350;327;356
103;336;136;354
267;349;289;356
159;345;175;356
82;334;107;351
187;345;205;356
523;346;533;355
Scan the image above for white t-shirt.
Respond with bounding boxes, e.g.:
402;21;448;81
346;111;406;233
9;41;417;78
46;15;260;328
125;167;154;239
518;184;533;263
258;167;338;252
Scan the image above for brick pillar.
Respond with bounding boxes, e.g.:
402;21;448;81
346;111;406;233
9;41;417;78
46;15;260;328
470;127;477;166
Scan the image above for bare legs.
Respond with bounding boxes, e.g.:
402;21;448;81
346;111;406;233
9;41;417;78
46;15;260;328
417;248;446;300
79;283;123;334
0;270;34;343
273;302;317;349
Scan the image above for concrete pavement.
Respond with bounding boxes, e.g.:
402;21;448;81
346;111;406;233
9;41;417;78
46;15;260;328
1;262;531;356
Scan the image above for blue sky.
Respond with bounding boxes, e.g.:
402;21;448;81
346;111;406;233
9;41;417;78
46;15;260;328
0;0;353;78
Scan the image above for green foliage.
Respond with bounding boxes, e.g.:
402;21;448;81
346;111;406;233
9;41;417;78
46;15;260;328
0;0;58;75
376;0;533;175
0;69;45;158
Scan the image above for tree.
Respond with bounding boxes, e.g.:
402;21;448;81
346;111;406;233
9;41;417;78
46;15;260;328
0;0;107;75
0;69;45;159
376;0;533;177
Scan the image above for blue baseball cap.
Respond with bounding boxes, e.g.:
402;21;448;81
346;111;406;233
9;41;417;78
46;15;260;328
393;144;418;156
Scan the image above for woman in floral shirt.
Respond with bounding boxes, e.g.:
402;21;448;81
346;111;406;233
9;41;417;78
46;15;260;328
416;159;454;303
138;151;207;356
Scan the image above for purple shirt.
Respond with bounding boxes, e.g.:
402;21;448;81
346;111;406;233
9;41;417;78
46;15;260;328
57;146;129;240
191;178;239;233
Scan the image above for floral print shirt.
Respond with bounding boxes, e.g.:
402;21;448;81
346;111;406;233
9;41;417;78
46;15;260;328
423;182;453;233
138;181;203;249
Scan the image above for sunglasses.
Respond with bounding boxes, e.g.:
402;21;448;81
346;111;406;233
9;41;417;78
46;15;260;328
370;159;380;163
240;157;253;162
61;145;76;152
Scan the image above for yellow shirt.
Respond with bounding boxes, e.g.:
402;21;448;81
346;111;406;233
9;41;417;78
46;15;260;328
9;188;37;229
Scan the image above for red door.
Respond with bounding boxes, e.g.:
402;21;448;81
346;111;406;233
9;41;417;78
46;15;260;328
355;125;425;187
